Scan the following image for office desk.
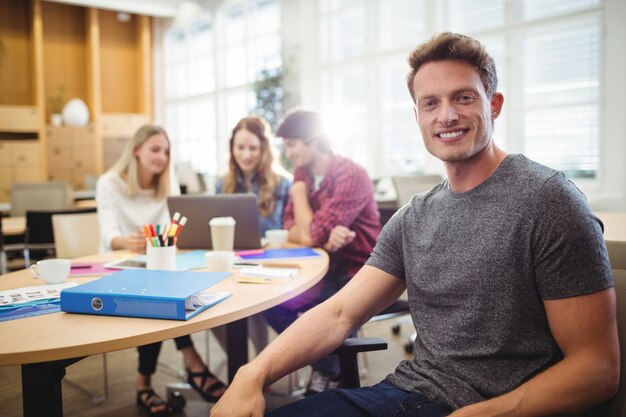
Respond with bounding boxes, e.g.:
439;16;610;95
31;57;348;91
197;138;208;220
0;249;329;417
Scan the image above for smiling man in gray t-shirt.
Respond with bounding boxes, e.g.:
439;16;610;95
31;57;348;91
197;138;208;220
372;153;613;410
210;32;619;417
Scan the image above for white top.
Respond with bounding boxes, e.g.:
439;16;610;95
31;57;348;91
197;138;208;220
95;171;179;252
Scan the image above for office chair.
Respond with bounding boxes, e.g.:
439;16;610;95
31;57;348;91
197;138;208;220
334;338;388;388
10;182;73;217
358;299;410;374
593;240;625;417
51;212;100;258
0;218;26;275
391;174;444;207
23;207;96;267
283;300;409;395
49;209;107;404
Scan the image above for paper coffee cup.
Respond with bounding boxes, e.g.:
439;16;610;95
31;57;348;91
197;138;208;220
205;251;235;272
146;245;176;270
30;258;71;284
209;217;236;251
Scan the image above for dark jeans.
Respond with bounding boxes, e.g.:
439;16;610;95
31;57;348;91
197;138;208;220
267;380;451;417
137;335;194;376
264;264;354;378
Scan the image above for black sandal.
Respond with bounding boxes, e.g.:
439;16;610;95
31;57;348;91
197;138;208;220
136;389;170;417
186;366;226;403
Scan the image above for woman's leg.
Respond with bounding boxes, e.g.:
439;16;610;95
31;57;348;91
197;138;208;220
174;335;227;402
136;342;168;415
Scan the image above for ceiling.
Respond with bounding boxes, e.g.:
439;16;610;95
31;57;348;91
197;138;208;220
43;0;190;18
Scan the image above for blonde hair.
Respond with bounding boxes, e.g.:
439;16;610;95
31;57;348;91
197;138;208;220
108;124;171;201
222;116;282;217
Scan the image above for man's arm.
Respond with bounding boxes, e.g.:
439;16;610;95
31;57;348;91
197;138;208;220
450;287;620;417
210;265;407;417
288;181;314;245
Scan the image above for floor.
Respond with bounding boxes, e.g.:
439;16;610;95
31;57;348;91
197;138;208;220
0;317;414;417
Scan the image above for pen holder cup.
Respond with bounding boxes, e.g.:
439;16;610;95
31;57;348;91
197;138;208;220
146;245;177;270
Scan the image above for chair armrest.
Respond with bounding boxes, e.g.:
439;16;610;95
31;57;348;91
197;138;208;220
333;337;388;355
333;337;388;388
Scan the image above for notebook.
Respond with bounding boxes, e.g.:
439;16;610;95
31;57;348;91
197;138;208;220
236;247;320;261
167;194;262;250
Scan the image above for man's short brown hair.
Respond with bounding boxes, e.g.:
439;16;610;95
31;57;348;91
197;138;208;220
407;32;498;103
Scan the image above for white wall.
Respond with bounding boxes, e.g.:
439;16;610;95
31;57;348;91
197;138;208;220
154;0;626;210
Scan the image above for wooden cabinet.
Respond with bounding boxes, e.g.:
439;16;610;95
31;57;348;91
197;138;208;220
101;113;149;170
0;140;41;201
0;0;153;202
46;126;98;190
0;106;39;132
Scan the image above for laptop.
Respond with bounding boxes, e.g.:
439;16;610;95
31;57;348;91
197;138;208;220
167;194;262;250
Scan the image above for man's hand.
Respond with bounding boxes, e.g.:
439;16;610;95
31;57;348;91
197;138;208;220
210;366;266;417
323;225;356;253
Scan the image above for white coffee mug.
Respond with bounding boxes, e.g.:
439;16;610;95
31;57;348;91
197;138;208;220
205;251;235;272
30;259;71;284
265;229;289;249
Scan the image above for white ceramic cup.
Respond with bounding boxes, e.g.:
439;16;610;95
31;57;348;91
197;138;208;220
146;245;177;270
265;229;289;249
29;258;71;284
209;216;236;251
204;251;235;272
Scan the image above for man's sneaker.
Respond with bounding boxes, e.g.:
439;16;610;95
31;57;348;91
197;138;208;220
304;370;341;397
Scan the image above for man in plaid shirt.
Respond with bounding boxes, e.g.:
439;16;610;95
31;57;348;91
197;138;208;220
264;109;381;396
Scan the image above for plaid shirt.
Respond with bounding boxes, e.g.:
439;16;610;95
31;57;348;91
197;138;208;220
283;154;381;276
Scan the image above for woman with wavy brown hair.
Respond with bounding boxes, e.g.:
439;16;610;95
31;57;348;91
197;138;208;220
214;116;291;356
216;115;291;234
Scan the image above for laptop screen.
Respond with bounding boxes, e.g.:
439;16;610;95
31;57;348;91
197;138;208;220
167;194;262;249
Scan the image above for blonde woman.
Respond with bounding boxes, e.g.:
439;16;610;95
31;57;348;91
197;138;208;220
96;125;226;416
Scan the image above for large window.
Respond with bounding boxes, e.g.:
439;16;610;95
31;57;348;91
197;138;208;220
162;0;281;178
319;0;428;175
319;0;603;179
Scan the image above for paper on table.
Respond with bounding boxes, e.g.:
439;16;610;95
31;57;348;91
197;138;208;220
0;282;78;307
240;267;299;279
184;291;232;311
237;267;300;284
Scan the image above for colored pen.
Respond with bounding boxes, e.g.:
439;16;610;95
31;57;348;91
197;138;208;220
161;222;171;242
143;224;154;247
174;217;187;237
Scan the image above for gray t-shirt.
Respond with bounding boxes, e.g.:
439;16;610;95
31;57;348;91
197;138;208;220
367;154;613;410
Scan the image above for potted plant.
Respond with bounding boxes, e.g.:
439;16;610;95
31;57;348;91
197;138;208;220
48;86;65;126
253;53;298;171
